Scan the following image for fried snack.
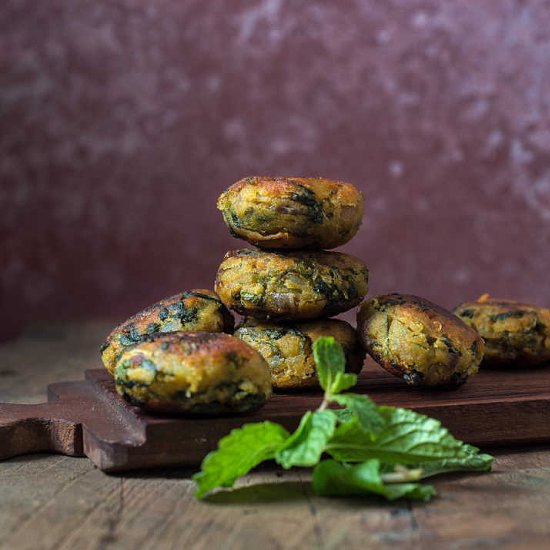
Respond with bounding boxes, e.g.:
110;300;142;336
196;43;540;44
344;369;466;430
235;318;364;389
217;176;364;249
357;293;484;387
114;332;271;414
215;249;369;321
101;289;234;373
453;294;550;367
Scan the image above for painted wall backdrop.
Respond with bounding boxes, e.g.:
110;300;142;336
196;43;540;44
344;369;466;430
1;0;548;338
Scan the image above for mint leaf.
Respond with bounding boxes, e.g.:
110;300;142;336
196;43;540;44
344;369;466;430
193;421;289;498
312;459;436;502
415;454;493;478
313;337;346;393
330;372;357;394
327;407;489;465
332;407;354;423
331;393;384;434
276;410;337;468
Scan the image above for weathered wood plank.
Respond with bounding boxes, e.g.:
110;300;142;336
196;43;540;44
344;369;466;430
411;446;550;549
2;322;550;550
2;450;550;550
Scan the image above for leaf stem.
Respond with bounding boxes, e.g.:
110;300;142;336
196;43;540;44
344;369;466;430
381;468;423;483
317;397;330;411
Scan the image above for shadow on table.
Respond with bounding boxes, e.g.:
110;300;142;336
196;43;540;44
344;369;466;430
111;461;284;481
204;481;308;505
200;482;437;509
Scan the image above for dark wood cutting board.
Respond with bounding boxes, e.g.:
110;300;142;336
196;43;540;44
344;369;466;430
2;360;550;472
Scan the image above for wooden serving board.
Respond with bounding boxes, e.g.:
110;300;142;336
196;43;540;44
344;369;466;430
2;361;550;472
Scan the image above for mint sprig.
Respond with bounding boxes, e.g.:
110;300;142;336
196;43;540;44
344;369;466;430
193;337;493;500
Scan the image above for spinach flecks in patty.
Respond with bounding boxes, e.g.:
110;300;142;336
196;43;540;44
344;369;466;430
141;359;157;374
225;351;242;368
158;307;170;321
119;333;141;347
403;370;424;385
291;185;324;224
490;310;528;322
146;322;160;334
313;277;332;296
457;308;475;319
240;291;263;305
442;336;462;356
176;306;199;325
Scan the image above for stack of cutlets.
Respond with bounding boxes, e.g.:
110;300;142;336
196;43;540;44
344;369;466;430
215;177;369;390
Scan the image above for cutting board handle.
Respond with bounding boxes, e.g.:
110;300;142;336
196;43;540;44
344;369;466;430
0;402;82;460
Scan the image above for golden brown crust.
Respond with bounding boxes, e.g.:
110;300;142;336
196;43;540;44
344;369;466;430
101;289;234;373
215;249;369;321
453;295;550;367
357;294;484;387
114;332;272;414
235;318;364;389
217;176;364;249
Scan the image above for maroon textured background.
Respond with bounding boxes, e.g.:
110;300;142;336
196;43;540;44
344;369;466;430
1;0;549;338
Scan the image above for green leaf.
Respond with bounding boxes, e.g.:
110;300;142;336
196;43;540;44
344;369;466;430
276;410;337;469
415;454;494;478
331;393;384;434
326;406;493;466
312;459;436;502
313;337;346;393
193;421;289;498
330;372;357;394
332;407;354;423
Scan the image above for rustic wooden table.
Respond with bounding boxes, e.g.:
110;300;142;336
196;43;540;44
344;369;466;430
1;322;550;550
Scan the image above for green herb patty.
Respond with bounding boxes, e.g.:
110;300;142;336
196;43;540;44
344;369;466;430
217;176;364;249
215;249;369;321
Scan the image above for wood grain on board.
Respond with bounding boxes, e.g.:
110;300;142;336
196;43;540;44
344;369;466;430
2;360;550;472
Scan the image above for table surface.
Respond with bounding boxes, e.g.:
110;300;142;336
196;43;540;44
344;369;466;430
1;322;550;550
